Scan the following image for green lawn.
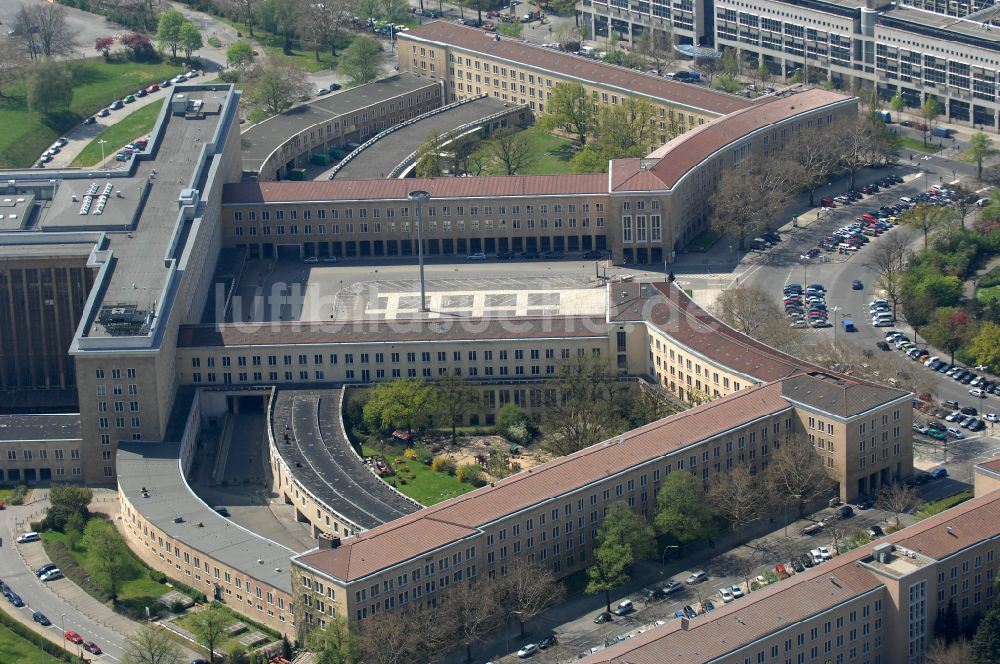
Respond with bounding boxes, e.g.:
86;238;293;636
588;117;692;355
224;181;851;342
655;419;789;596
216;16;346;73
898;135;944;154
172;604;279;656
689;229;721;252
480;127;586;176
42;520;179;614
0;622;62;664
915;488;975;521
0;59;183;168
362;443;474;505
73;101;165;167
978;284;1000;303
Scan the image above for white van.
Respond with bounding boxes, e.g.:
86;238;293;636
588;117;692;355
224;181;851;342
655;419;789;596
579;46;595;58
16;532;40;543
614;599;634;615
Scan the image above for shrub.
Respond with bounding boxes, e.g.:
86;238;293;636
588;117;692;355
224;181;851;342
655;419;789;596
456;463;483;485
171;599;188;614
431;456;456;475
505;422;532;445
398;479;406;485
750;581;761;591
150;570;167;583
403;448;418;460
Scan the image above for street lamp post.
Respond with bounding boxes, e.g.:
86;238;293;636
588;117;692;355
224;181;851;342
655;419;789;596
408;190;430;312
98;139;108;164
504;610;523;658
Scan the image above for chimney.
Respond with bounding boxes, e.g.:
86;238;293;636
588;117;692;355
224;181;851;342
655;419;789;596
318;533;342;549
680;617;691;630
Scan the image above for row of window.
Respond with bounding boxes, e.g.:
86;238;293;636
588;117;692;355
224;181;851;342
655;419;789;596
5;449;80;461
232;217;609;238
233;202;605;223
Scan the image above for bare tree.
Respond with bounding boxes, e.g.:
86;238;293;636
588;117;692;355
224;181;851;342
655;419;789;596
866;233;911;318
441;579;504;663
876;482;921;529
837;116;873;190
13;4;76;60
786;129;843;207
245;58;309;118
479;129;537;176
496;559;566;638
121;625;182;664
405;602;454;664
357;610;411;664
712;285;784;338
925;637;972;664
635;29;675;75
766;437;835;519
432;370;480;445
298;0;353;59
708;467;768;541
225;0;258;37
709;156;797;249
825;517;848;556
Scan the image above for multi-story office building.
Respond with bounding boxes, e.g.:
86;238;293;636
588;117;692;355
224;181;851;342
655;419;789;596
580;0;1000;131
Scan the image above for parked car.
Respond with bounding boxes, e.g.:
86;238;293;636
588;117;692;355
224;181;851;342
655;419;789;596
594;612;612;624
930;467;949;479
35;563;58;578
818;546;833;560
868;525;885;538
614;599;634;615
538;635;557;649
517;644;539;658
663;580;684;594
685;570;707;584
466;251;487;260
16;532;40;543
719;587;735;603
836;506;854;519
730;584;744;599
40;569;63;582
64;631;83;644
83;642;102;655
683;605;698;619
32;611;50;626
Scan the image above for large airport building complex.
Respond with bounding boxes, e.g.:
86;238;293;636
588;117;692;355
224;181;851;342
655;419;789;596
0;20;995;662
579;0;1000;131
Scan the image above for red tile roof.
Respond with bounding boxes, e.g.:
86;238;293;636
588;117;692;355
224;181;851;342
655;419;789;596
221;174;608;205
295;382;792;582
609;88;856;192
975;456;1000;477
401;22;754;116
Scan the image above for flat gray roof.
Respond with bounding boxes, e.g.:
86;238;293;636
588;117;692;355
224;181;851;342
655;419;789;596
270;389;419;530
117;441;295;593
240;75;438;172
331;96;514;180
0;414;80;442
0;194;36;232
880;5;1000;49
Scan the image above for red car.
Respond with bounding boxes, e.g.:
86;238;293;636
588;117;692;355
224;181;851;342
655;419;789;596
145;83;160;93
775;563;789;579
83;641;103;655
64;631;83;644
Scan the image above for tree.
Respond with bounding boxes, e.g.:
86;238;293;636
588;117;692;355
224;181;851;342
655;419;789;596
712;285;783;338
179;22;203;60
972;600;1000;664
961;131;999;180
122;33;156;62
225;0;258;37
594;97;658;157
599;501;657;560
338;35;383;85
497;404;531;441
254;0;300;55
867;232;911;318
708;466;767;541
498;21;523;38
432;371;480;445
837;115;875;189
246;58;309;119
875;482;920;529
363;378;434;434
767;438;835;518
540;82;594;146
356;610;412;664
890;91;905;118
901;204;952;249
87;519;133;601
157;10;187;59
934;598;961;645
441;579;502;663
709;156;797;249
927;638;972;664
587;539;631;614
25;59;72;116
227;41;255;73
540;353;630;456
414;130;444;178
921;95;942;146
298;0;352;59
122;625;183;664
757;59;771;86
496;559;566;638
787;129;843;207
970;322;1000;372
380;0;409;21
653;471;718;544
449;133;481;176
47;483;93;531
923;307;975;364
308;614;360;664
477;129;536;176
189;605;230;663
14;4;76;59
635;29;675;76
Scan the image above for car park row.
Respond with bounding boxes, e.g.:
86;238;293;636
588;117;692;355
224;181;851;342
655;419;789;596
783;281;831;329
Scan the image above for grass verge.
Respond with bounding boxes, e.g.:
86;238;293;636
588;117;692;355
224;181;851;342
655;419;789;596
216;16;348;73
897;135;944;154
915;488;975;521
361;443;474;505
977;284;1000;303
41;516;192;619
73;101;165;167
171;603;280;656
0;59;183;168
0;616;67;664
